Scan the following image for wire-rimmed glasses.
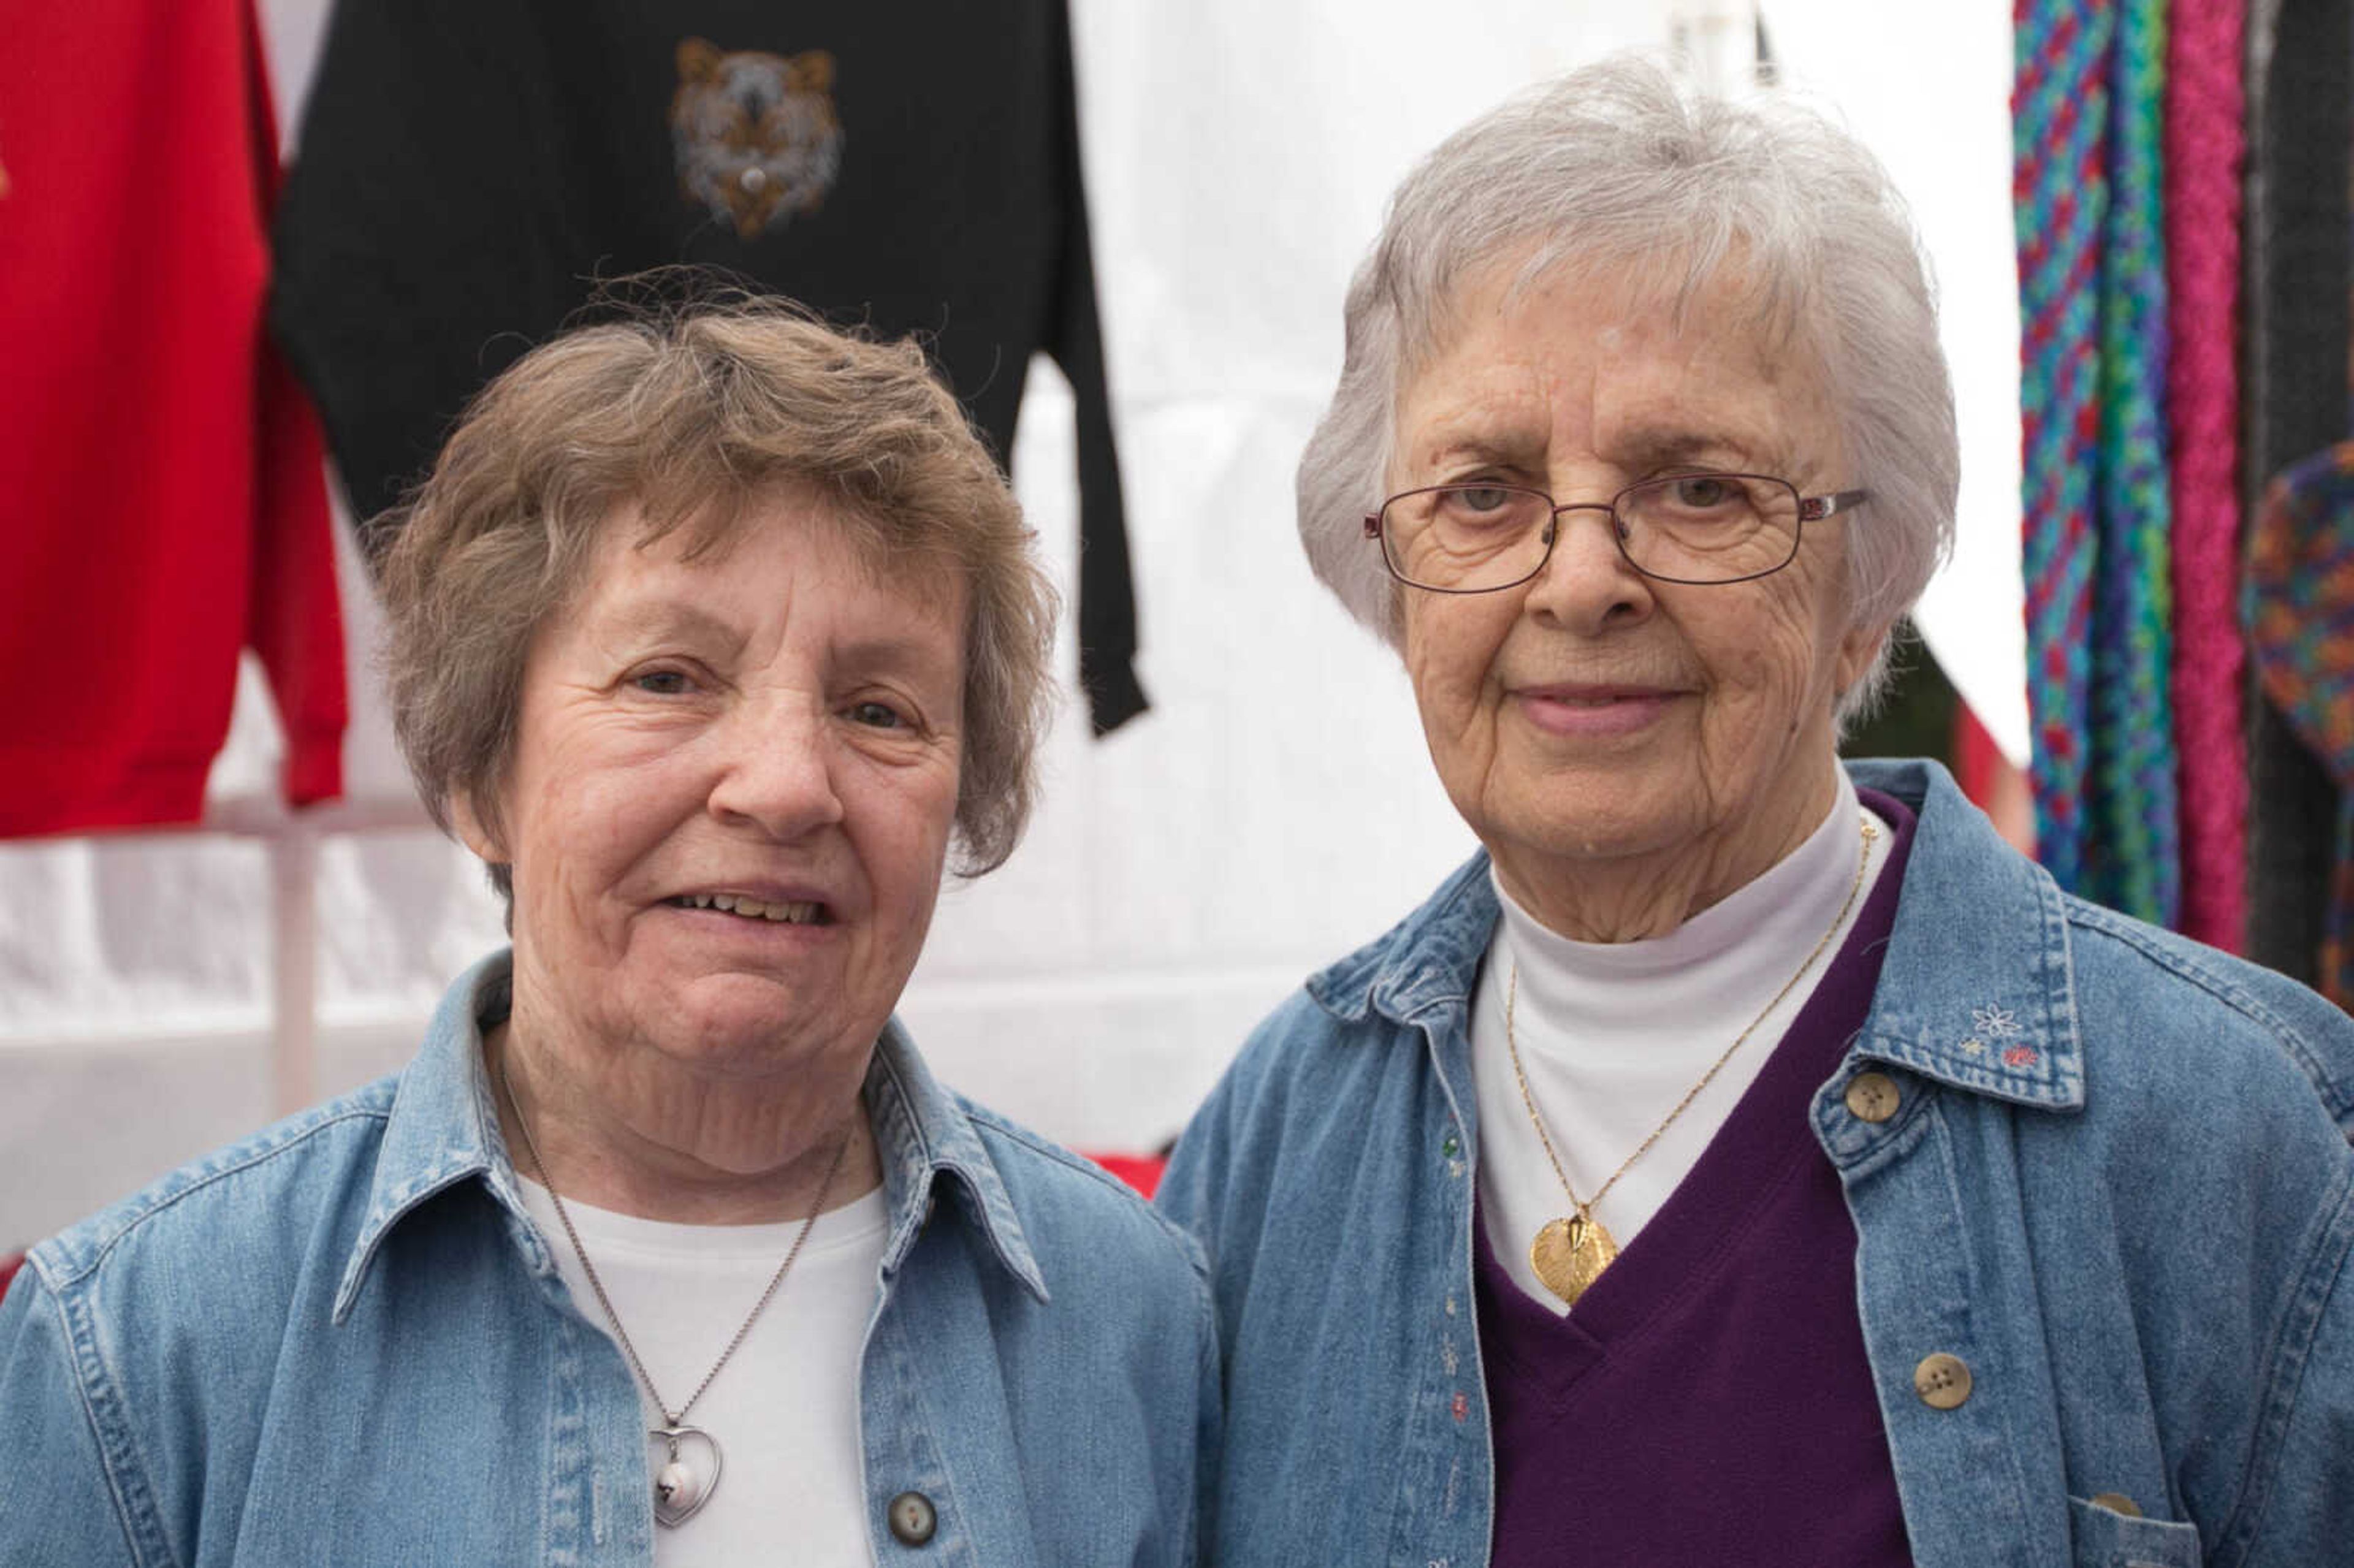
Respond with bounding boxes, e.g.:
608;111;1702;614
1363;474;1870;592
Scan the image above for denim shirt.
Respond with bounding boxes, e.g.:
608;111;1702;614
0;953;1218;1566
1160;758;2354;1568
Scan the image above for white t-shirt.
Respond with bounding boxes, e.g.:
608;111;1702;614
1469;772;1895;1314
516;1176;891;1565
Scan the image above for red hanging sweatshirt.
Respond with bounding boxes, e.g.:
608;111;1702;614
0;0;346;836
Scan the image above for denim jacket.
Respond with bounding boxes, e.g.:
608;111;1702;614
0;953;1218;1566
1160;758;2354;1568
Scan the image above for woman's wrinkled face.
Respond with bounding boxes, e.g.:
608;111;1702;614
470;489;965;1095
1392;262;1881;906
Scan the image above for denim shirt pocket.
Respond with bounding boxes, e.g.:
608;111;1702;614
2068;1494;2203;1568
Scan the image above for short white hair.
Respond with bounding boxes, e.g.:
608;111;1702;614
1297;55;1958;715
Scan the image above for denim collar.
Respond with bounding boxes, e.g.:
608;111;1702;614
334;951;1045;1322
1843;758;2084;1111
1305;854;1498;1027
1304;758;2085;1114
864;1014;1051;1303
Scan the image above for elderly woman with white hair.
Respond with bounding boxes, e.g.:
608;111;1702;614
1158;58;2354;1568
0;299;1216;1566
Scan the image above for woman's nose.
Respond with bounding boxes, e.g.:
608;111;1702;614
1522;503;1655;628
704;706;847;839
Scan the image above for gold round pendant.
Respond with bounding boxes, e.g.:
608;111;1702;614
1530;1214;1619;1306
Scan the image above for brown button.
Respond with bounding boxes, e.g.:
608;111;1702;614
887;1491;937;1545
1913;1352;1973;1410
2089;1492;2142;1518
1845;1071;1902;1124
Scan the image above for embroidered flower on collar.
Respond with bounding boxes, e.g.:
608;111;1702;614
1971;1004;2024;1039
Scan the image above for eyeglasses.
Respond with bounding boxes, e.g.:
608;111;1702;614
1363;475;1870;592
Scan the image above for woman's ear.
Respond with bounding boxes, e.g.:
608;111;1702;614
1833;615;1894;699
448;791;507;867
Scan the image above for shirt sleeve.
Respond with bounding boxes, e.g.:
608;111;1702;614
2235;1154;2354;1567
244;0;346;807
1035;0;1146;736
267;0;571;535
1156;1008;1286;1356
0;1268;147;1566
1185;1242;1224;1568
1154;1075;1233;1278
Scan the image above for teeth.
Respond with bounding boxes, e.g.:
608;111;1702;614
672;894;823;924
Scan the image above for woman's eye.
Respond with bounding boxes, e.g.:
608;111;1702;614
1452;485;1518;514
631;669;693;695
1672;476;1735;508
849;700;905;730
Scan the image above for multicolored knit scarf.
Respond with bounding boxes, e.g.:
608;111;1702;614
2162;0;2250;953
2244;443;2354;1003
2015;0;2182;927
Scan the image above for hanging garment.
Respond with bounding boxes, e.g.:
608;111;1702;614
270;0;1146;734
2242;0;2353;983
2161;0;2250;954
2244;443;2354;1003
2015;0;2107;904
2014;0;2181;927
0;0;347;837
2090;0;2180;927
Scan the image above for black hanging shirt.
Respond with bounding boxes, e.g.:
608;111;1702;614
271;0;1145;731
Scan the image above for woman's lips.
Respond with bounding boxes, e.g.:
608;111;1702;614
653;883;845;945
1512;685;1681;737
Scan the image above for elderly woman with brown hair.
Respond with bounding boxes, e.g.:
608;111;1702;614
0;300;1216;1566
1159;56;2354;1568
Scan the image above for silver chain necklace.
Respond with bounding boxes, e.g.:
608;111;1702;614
500;1057;852;1529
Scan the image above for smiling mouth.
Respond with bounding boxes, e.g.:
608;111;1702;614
1523;689;1675;706
666;894;831;925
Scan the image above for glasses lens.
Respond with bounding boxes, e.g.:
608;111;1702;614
1616;474;1800;583
1380;485;1554;590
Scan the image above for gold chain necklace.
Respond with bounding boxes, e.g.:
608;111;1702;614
500;1057;852;1528
1504;812;1876;1307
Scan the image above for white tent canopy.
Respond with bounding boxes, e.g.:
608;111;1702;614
0;0;2021;1248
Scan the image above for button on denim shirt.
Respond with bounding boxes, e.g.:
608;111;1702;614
1160;759;2354;1568
0;953;1218;1566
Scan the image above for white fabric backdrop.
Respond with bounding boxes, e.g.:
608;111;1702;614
0;0;2019;1248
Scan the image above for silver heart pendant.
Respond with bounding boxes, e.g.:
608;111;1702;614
648;1423;725;1528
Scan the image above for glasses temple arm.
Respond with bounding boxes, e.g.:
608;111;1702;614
1797;488;1870;522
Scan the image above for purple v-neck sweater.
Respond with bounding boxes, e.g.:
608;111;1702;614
1476;789;1918;1567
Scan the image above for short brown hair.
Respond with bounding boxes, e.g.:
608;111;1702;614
378;294;1059;903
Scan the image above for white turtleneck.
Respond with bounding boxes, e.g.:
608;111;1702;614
1469;771;1894;1315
